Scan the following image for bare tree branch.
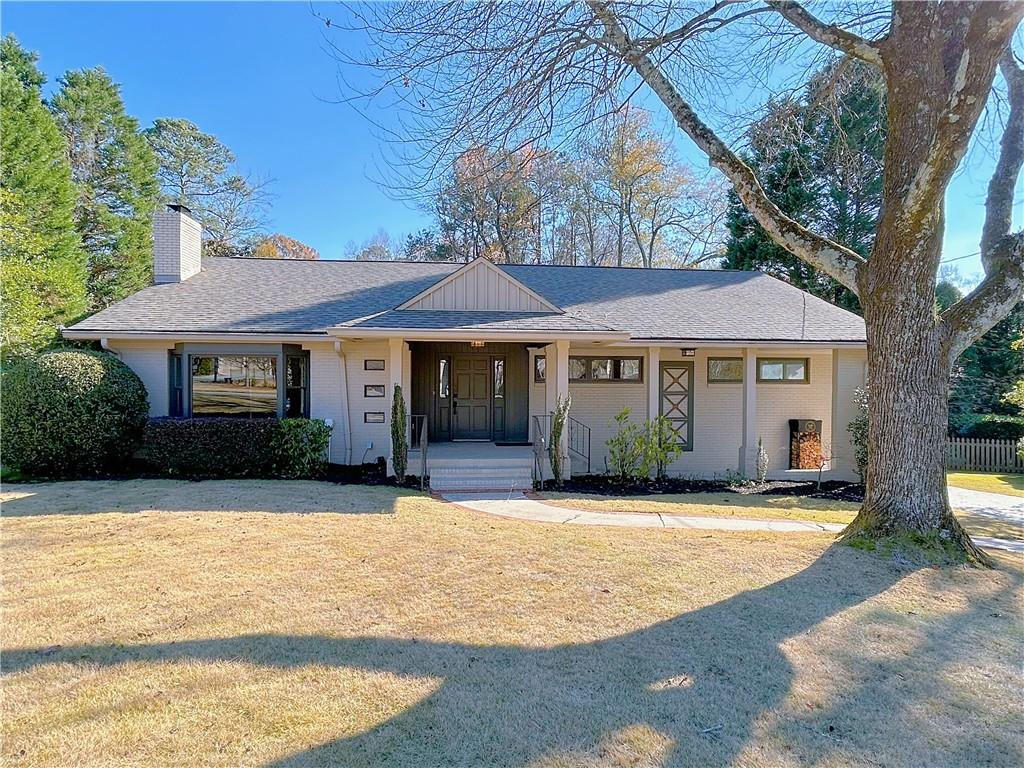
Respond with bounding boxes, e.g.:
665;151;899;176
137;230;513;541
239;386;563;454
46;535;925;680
588;0;864;293
942;47;1024;359
766;1;884;67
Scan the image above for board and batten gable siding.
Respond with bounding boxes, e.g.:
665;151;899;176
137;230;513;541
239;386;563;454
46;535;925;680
402;260;554;311
109;342;173;417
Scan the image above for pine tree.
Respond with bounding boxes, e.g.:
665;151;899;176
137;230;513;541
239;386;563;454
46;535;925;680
723;61;887;312
0;38;87;359
50;67;159;309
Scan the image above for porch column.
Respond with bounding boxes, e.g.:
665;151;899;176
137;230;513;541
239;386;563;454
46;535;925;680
741;347;758;476
647;346;661;421
387;336;405;475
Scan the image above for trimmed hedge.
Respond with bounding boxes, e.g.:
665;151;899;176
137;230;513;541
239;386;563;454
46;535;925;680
1;350;149;477
956;414;1024;441
142;417;332;479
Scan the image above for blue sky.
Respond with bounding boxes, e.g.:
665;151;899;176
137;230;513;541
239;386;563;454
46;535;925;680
4;1;1016;283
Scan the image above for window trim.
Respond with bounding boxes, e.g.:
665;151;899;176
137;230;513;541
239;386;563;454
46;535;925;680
364;359;385;371
364;411;385;423
707;357;744;384
172;343;310;419
364;384;386;398
756;357;810;384
568;355;644;383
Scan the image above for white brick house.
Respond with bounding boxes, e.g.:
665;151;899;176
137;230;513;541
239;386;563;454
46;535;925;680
65;206;868;489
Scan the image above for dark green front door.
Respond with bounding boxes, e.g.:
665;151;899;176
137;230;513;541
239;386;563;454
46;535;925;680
453;354;491;439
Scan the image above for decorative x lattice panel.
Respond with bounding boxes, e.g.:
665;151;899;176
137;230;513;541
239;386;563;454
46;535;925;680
661;365;691;448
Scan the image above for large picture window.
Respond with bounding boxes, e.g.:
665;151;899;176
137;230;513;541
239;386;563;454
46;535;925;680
191;356;279;417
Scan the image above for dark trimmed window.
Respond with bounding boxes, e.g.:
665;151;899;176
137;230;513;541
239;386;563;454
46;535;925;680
364;384;385;398
169;353;184;417
285;354;309;417
570;356;643;383
708;357;743;383
757;358;809;383
534;355;546;383
364;359;385;371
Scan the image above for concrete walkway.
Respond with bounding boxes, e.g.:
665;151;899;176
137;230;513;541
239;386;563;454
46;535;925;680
442;489;1024;553
442;492;845;533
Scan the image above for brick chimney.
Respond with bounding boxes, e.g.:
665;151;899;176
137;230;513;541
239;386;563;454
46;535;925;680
153;204;202;283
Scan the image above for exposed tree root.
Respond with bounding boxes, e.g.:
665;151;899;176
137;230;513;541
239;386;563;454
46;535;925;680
840;507;993;567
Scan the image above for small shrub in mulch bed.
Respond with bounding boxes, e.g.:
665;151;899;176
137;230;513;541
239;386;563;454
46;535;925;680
538;474;865;503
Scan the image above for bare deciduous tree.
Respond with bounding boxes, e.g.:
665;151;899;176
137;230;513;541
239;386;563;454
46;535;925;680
335;0;1024;561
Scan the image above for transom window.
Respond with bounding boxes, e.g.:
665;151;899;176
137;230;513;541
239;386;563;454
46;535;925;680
757;358;809;383
570;356;643;383
707;357;743;383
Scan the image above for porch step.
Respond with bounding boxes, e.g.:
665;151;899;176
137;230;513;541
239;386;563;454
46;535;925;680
428;463;534;493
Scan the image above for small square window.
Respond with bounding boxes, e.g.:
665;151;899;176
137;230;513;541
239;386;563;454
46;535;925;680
708;358;743;383
364;411;385;423
534;355;546;383
364;359;385;371
364;384;385;398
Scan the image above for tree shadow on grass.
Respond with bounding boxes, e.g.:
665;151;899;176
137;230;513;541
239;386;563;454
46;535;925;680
1;548;931;767
0;479;406;517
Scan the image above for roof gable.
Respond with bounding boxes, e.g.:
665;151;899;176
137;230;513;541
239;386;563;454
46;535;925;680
396;257;561;312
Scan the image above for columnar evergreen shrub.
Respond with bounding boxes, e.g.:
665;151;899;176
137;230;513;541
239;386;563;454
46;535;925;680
390;384;408;480
1;350;148;476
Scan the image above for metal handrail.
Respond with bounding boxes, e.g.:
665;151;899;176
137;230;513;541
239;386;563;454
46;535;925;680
568;416;591;474
533;413;591;478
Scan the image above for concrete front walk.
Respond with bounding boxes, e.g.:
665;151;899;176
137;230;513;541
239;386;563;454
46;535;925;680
442;492;845;533
442;490;1024;552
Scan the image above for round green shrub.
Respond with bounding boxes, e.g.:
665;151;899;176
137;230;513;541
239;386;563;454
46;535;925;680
1;350;149;477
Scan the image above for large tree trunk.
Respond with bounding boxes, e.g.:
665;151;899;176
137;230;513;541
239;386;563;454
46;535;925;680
848;256;988;562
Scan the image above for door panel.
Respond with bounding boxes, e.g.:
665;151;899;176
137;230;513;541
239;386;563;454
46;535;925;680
453;355;491;439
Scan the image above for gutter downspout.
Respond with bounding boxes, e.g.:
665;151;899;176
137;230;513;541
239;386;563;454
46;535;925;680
99;338;119;358
334;340;353;464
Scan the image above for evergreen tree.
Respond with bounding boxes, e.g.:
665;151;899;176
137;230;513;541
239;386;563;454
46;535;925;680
50;67;159;309
0;39;86;359
144;118;270;256
723;61;887;312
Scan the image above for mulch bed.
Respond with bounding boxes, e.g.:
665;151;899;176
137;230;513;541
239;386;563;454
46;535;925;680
539;474;865;503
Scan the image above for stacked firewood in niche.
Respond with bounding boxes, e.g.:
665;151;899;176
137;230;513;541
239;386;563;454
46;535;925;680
789;419;823;470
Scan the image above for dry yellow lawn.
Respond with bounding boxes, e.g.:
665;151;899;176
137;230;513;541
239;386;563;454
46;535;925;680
947;472;1024;498
2;479;1022;768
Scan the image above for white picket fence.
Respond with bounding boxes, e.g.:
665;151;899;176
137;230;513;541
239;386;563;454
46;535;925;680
947;437;1024;473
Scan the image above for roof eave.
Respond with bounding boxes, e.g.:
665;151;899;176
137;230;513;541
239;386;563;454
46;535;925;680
62;329;332;343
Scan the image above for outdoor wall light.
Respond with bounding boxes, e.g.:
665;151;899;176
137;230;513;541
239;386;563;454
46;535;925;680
470;340;486;348
680;348;696;356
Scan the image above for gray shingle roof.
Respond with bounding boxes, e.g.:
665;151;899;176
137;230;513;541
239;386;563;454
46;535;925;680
339;310;620;333
68;257;866;342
